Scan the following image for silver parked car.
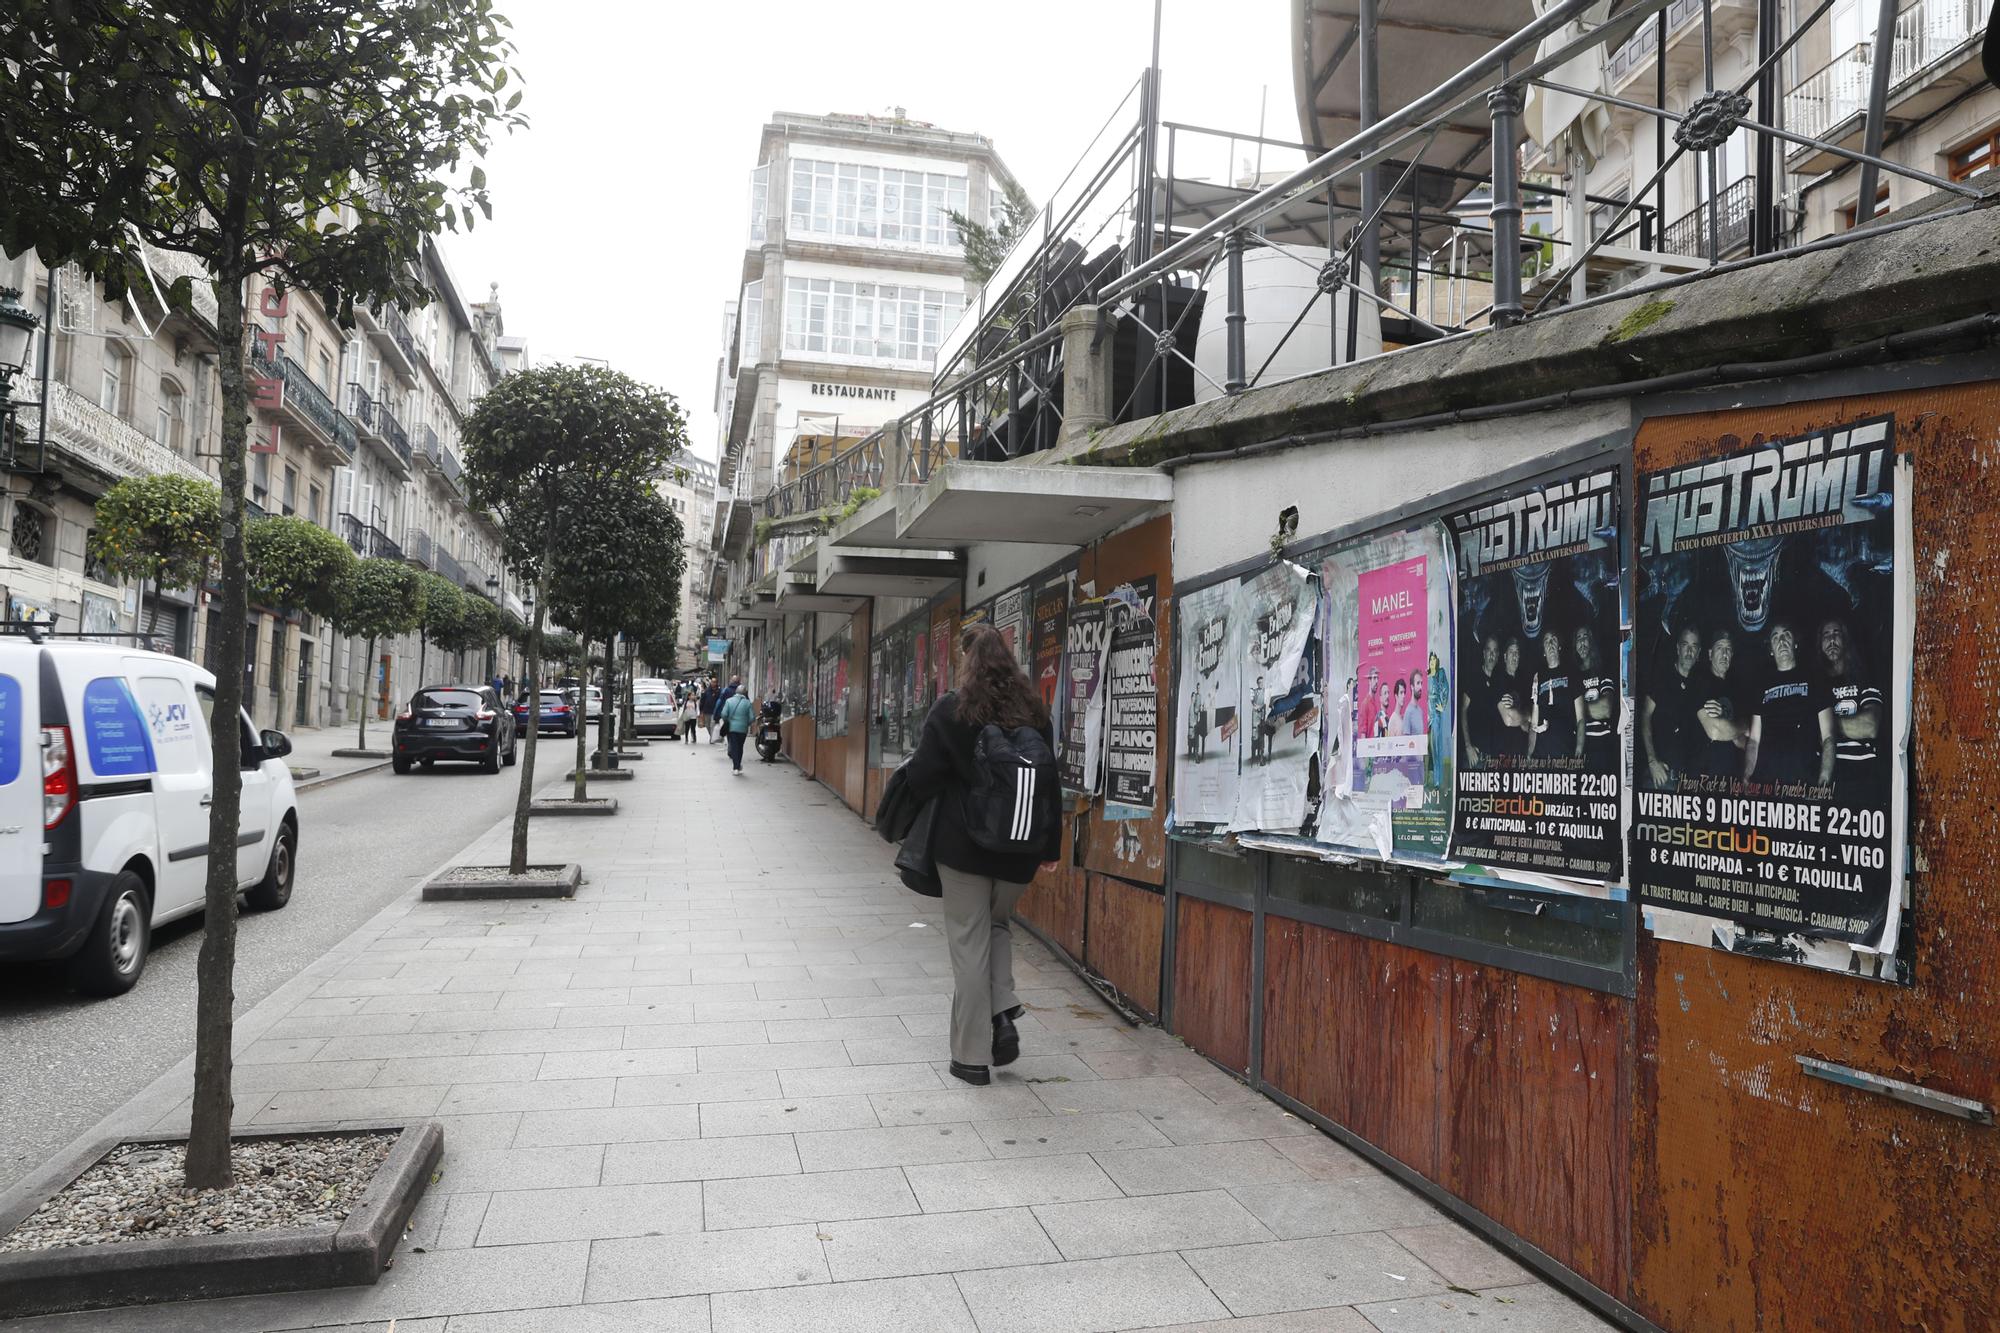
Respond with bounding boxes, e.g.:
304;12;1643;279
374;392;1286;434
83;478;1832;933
632;688;679;737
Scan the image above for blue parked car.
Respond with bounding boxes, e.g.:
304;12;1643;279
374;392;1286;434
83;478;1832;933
511;689;577;738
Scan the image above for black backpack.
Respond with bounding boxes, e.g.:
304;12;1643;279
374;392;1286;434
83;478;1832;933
962;723;1060;856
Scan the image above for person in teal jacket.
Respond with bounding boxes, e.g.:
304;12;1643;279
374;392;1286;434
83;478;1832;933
718;688;755;773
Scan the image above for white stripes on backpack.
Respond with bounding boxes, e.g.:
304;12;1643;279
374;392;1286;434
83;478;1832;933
1011;766;1035;842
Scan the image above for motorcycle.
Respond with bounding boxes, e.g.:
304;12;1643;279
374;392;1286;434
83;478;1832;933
754;698;784;763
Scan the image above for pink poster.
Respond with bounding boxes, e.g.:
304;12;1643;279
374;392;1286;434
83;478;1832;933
1352;556;1430;792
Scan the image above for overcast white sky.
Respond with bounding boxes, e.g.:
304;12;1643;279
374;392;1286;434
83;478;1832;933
438;0;1304;462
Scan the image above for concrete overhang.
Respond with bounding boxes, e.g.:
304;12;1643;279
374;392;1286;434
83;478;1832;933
776;567;865;614
817;545;963;598
898;461;1172;547
827;485;923;549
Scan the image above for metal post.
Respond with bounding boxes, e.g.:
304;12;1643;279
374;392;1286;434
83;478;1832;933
1224;230;1248;393
1350;0;1381;364
1753;0;1779;253
1568;151;1590;305
1488;80;1526;328
1853;0;1900;225
1654;8;1667;254
1007;363;1022;457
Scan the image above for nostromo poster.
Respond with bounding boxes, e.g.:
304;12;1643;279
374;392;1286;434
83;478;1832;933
1446;466;1624;883
1632;416;1906;950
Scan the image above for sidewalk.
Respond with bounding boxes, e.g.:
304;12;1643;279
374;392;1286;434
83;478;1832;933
6;740;1607;1332
282;724;395;787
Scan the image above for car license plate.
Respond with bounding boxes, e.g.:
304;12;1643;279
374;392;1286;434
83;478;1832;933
423;718;459;729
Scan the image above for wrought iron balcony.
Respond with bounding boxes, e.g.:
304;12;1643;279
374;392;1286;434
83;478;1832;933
36;382;210;484
433;545;467;586
376;402;412;470
1786;0;1994;142
345;383;381;439
371;305;421;385
405;525;435;569
1661;175;1757;259
462;557;494;597
252;350;356;462
339;511;405;561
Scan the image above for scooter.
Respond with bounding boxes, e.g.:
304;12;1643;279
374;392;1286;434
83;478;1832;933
754;698;784;763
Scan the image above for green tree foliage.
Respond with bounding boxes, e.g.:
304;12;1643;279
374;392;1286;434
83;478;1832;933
245;516;355;622
416;572;471;681
460;364;687;866
334;557;424;751
948;177;1036;285
459;595;503;656
0;0;525;1189
88;473;221;593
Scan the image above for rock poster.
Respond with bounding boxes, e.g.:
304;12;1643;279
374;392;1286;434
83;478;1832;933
1171;580;1240;828
1633;416;1908;956
1060;598;1107;795
994;586;1029;672
1104;578;1160;813
1317;525;1455;859
1032;579;1069;735
1230;561;1320;834
1447;467;1625;882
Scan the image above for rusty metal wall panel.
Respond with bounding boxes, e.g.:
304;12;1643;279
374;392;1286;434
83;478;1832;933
1630;382;2000;1332
782;715;815;776
1085;873;1164;1019
1019;855;1086;961
841;604;872;815
1261;918;1447;1178
1444;963;1631;1299
1173;895;1254;1073
1079;516;1174;886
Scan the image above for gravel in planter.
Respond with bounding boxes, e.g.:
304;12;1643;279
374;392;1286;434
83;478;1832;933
0;1134;396;1253
431;865;571;882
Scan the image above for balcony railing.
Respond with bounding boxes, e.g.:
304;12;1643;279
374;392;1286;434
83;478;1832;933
252;350;356;461
405;525;434;569
37;382;210;484
1786;0;1994;141
142;244;221;328
338;511;404;561
383;306;420;371
1606;0;1708;83
1662;175;1758;259
345;382;380;438
462;557;493;597
433;545;467;586
376;402;412;469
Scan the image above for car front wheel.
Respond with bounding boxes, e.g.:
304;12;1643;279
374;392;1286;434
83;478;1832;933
245;819;296;912
69;870;150;997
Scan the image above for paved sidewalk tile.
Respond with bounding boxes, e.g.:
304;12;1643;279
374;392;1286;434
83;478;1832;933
475;1180;702;1244
446;1296;712;1332
698;1093;880;1137
1032;1189;1277;1259
903;1154;1124;1211
711;1273;978;1333
1181;1231;1450;1316
585;1224;830;1300
953;1252;1233;1333
1355;1282;1614;1331
817;1206;1059;1280
702;1165;921;1229
601;1132;801;1183
795;1121;992;1172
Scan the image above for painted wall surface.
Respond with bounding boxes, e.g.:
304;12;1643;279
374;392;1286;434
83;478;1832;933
1629;381;2000;1332
1169;404;1629;579
1172;895;1253;1074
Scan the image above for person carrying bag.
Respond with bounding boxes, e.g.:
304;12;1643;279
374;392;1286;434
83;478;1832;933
898;624;1062;1086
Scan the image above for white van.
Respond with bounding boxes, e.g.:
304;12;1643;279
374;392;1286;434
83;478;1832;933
0;639;300;996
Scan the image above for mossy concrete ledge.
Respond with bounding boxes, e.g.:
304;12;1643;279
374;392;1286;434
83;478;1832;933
529;797;619;817
0;1121;443;1319
563;767;636;782
421;863;582;900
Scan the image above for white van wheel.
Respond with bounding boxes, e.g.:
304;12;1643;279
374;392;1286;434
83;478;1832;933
70;871;150;997
245;820;296;912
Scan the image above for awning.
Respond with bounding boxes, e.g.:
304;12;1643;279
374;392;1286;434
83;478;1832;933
898;461;1172;547
818;546;963;599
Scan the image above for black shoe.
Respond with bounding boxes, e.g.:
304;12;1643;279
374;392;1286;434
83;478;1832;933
991;1013;1020;1068
949;1060;991;1086
998;1004;1024;1021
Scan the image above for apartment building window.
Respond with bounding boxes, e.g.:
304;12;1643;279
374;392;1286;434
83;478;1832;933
252;449;271;508
307;482;323;527
1948;127;1998;181
317;348;334;395
740;281;763;366
282;464;299;516
748;164;769;243
789;159;968;249
783;276;962;363
1839;184;1893;230
156;378;187;455
10;501;51;566
100;343;130;416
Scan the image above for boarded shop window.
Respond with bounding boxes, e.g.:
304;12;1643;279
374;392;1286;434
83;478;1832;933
1176;842;1258;902
1410;878;1627;970
1269;856;1403;923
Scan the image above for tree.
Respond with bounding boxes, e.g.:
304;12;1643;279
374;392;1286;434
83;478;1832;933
246;516;355;622
460;365;685;868
459;595;503;678
88;474;221;636
948;177;1036;285
0;0;523;1189
415;572;471;685
334;557;423;751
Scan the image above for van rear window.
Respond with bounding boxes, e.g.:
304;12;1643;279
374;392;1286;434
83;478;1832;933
83;677;155;777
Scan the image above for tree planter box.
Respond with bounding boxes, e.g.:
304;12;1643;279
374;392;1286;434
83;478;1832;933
530;797;618;817
420;863;582;901
0;1121;442;1319
329;748;390;759
590;750;643;762
563;768;635;782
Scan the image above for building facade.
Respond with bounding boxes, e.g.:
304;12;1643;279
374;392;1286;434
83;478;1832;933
0;238;527;738
655;448;716;672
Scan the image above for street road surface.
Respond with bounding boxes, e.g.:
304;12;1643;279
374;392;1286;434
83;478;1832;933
0;759;531;1194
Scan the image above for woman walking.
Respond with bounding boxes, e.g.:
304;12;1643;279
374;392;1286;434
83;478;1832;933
902;625;1059;1086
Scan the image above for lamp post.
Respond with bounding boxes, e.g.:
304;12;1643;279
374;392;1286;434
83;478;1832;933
0;288;42;461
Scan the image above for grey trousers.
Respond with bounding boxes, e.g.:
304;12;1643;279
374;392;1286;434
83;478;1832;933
937;863;1028;1067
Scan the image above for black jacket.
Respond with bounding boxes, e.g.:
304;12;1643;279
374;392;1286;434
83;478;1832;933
900;692;1056;885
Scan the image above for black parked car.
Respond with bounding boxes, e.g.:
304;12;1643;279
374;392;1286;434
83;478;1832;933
393;684;518;774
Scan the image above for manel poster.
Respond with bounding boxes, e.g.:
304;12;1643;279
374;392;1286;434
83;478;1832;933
1230;561;1320;835
1104;578;1160;813
1317;525;1455;859
1632;415;1907;955
1447;466;1624;882
1171;579;1240;829
1060;598;1108;794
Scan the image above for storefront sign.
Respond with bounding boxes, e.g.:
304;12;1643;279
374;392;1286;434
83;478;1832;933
1633;417;1908;954
1446;466;1625;882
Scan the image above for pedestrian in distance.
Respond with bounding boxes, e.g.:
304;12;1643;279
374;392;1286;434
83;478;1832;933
712;675;740;745
699;680;717;741
718;685;755;773
680;687;700;745
901;624;1062;1087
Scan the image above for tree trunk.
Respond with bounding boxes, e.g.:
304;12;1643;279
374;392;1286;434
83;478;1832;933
187;261;250;1191
357;634;376;750
509;574;547;875
598;634;616;770
572;616;591;801
418;628;427;687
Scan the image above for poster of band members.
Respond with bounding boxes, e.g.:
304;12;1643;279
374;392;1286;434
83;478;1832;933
813;629;851;738
1060;598;1108;794
1446;467;1625;883
1230;561;1321;835
1032;579;1070;738
993;586;1029;672
1171;580;1240;829
1104;578;1160;814
1633;416;1908;958
1315;525;1455;860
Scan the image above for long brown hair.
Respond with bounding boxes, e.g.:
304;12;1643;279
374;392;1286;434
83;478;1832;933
955;624;1047;730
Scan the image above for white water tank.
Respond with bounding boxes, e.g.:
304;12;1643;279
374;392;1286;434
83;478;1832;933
1193;241;1382;402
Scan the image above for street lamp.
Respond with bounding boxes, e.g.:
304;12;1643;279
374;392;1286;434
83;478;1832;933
486;573;499;594
0;287;40;402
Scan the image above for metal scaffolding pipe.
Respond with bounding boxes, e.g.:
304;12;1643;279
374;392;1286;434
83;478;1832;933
1224;230;1248;393
1488;81;1525;328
